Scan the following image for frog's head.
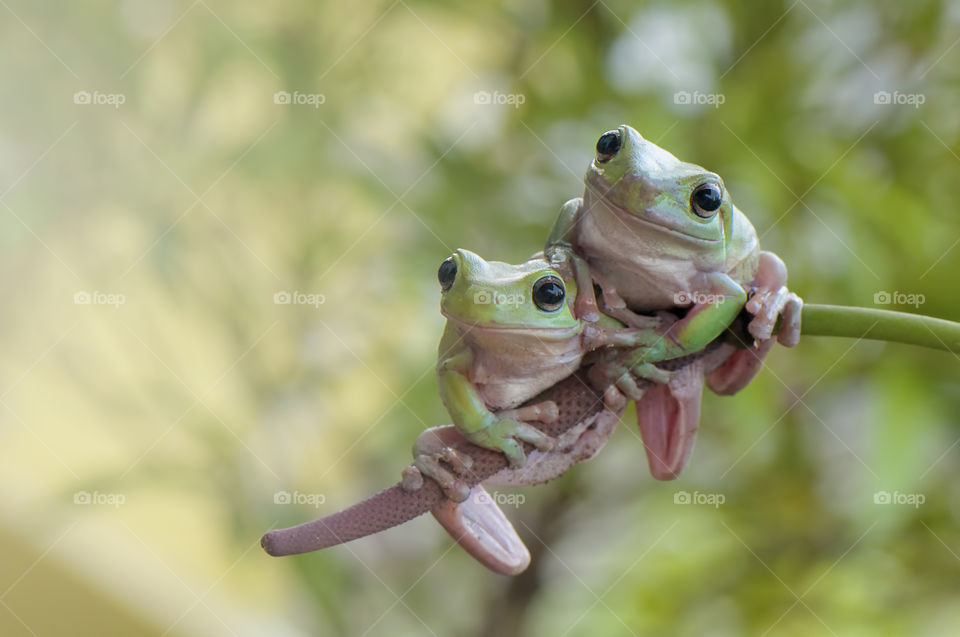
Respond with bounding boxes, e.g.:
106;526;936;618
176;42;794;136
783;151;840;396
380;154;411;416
583;124;734;249
437;249;579;332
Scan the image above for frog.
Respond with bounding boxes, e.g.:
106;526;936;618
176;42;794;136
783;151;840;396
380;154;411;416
545;124;802;477
415;248;676;500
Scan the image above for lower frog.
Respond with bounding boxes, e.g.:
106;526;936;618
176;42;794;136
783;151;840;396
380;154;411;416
406;248;674;501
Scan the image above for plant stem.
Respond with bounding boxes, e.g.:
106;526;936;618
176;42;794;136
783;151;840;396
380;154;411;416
801;304;960;354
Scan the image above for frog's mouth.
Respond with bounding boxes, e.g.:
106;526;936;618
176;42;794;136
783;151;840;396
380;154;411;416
443;314;580;338
585;184;721;245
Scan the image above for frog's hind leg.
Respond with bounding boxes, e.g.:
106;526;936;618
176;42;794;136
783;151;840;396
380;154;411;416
430;485;531;576
635;361;705;480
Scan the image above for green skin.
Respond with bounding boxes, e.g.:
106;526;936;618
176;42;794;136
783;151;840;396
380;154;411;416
436;249;669;468
546;124;760;368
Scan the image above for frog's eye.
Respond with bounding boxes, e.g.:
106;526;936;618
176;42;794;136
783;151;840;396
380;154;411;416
691;182;723;218
595;130;621;163
532;275;565;312
438;257;457;291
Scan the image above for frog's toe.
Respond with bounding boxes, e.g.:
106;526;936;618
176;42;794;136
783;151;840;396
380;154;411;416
400;466;424;492
630;362;674;385
500;439;528;469
414;454;471;502
603;384;628;412
777;294;802;347
614;372;646;402
510;421;554;453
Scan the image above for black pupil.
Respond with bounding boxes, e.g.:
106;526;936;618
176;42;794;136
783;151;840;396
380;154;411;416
693;184;722;212
596;131;621;158
533;276;565;310
438;258;457;290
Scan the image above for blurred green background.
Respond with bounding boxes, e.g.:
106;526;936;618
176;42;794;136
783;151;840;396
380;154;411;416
2;0;960;635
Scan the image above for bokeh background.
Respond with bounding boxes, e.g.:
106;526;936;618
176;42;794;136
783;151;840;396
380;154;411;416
2;0;960;635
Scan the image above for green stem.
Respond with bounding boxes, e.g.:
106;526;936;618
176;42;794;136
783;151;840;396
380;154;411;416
801;304;960;354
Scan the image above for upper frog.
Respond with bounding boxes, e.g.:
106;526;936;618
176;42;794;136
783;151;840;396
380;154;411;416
569;124;759;312
545;125;801;470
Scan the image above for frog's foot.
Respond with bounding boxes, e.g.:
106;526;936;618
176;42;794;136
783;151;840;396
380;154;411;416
498;400;559;425
593;271;674;330
430;485;531;576
401;426;476;502
588;351;674;404
489;404;623;488
744;251;803;347
636;360;705;480
466;418;555;469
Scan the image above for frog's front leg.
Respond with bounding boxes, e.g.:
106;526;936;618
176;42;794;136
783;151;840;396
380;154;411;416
743;251;802;346
546;198;600;322
438;349;554;469
402;401;560;501
592;270;672;330
588;272;746;374
707;252;801;395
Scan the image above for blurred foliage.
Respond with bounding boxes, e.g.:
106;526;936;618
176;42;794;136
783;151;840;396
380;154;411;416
1;0;960;635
